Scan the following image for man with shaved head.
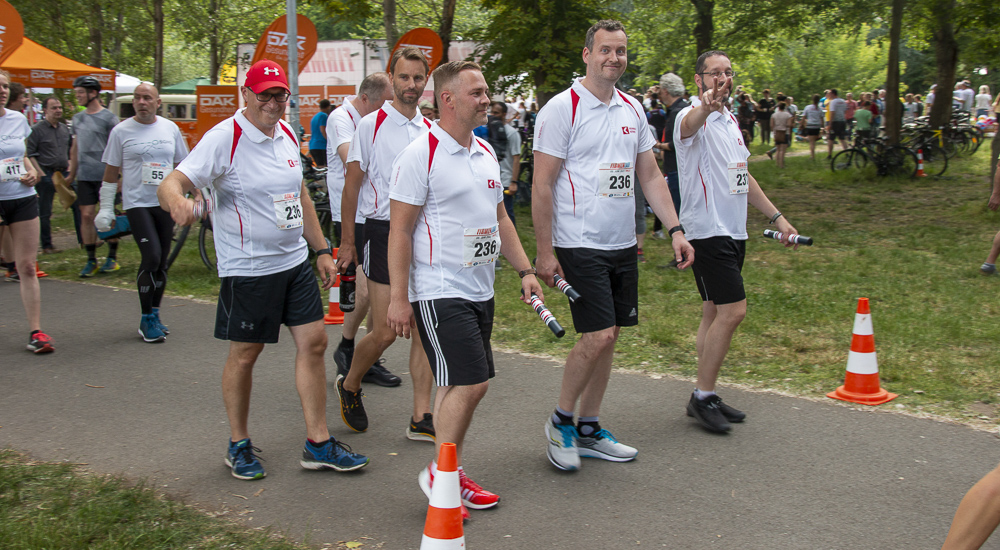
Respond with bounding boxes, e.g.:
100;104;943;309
99;83;189;342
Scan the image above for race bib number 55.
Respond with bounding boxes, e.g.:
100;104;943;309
141;162;171;186
271;192;303;230
598;162;634;198
463;225;500;267
728;161;749;195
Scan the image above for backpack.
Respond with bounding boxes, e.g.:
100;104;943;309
486;116;508;161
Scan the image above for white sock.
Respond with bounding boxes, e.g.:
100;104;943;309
694;388;717;400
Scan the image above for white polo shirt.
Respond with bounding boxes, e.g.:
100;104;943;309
347;101;430;222
325;97;363;223
102;116;189;209
176;109;308;278
390;123;504;303
673;98;751;240
532;78;655;250
0;110;32;201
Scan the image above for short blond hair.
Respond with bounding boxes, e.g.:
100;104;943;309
431;60;482;104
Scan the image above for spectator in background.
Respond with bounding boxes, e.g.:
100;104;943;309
6;82;27;113
770;102;792;169
975;86;992;118
26;97;70;254
825;89;848;159
853;99;873;141
915;94;924;116
756;89;775;145
903;93;919;125
926;85;937;111
308;99;332;168
737;93;755;143
652;72;689;249
418;99;435;120
801;94;824;160
844;92;858;134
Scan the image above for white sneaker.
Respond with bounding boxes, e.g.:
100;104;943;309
578;429;638;462
544;418;581;471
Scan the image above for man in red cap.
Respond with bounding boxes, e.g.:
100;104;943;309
157;60;370;480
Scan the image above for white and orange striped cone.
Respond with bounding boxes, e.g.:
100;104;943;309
420;443;466;549
916;149;928;177
324;248;344;325
827;298;897;405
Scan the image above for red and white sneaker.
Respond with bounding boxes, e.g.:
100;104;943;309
27;331;54;354
458;469;499;510
418;464;471;520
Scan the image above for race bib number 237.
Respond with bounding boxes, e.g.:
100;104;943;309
728;161;749;195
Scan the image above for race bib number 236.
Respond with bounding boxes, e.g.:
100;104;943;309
271;192;303;230
597;162;634;198
462;225;500;267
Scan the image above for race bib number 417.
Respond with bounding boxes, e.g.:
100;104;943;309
1;157;24;182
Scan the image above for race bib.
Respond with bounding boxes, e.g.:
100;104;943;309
462;225;500;267
1;157;24;182
141;161;171;186
728;161;749;195
597;162;634;198
272;192;303;230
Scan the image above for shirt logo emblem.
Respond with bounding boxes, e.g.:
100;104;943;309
287;159;300;168
622;126;636;135
487;179;497;188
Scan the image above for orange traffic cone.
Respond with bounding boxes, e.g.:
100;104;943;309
420;443;466;550
916;149;928;177
324;248;344;325
36;262;48;278
827;298;897;405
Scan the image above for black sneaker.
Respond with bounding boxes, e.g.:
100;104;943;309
406;413;435;442
333;344;354;378
336;375;368;432
686;394;731;433
717;399;746;423
363;358;402;387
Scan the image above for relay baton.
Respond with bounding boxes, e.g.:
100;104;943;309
763;229;813;246
552;274;582;303
528;293;565;338
192;195;214;220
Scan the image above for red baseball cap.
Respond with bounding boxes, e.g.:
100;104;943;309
244;60;290;94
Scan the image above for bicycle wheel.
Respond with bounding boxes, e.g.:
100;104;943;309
198;219;216;272
882;146;917;179
831;149;864;172
165;224;191;270
917;144;948;177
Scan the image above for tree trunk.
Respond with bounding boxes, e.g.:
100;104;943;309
534;70;556;108
928;0;958;130
209;0;220;84
883;0;904;144
87;0;104;68
691;0;715;55
438;0;456;65
153;0;164;88
383;0;398;49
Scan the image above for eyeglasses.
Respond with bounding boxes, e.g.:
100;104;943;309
254;91;290;103
698;70;736;79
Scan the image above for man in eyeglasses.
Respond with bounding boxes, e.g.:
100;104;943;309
674;50;801;433
157;60;369;480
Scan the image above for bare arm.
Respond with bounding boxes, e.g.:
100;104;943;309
636;150;694;268
747;172;798;246
386;199;421;339
101;164;122;192
989;159;1000;211
509;154;520;192
337;161;364;272
299;181;336;289
68;139;78;183
337;143;350;165
318;124;327;141
157;169;197;226
498;202;543;304
530;151;565;286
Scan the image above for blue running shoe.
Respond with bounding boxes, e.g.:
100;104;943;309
139;313;166;343
301;437;369;472
545;418;581;471
151;308;169;335
99;258;120;273
79;260;98;278
226;439;266;480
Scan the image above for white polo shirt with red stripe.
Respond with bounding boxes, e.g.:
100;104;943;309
347;101;431;222
325;96;363;223
532;78;655;250
672;98;751;240
176;109;308;277
389;122;504;303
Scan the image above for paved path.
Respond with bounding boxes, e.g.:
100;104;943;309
2;280;998;549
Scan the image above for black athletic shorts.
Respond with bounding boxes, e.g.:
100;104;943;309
310;149;327;167
690;236;746;305
830;121;848;139
413;298;495;387
555;246;639;333
76;180;102;206
0;195;38;225
804;127;821;137
361;218;390;285
215;259;324;343
353;222;365;267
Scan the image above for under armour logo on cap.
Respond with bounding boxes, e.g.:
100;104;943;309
244;60;290;94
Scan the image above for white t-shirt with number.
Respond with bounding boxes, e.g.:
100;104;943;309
0;109;33;201
175;109;308;277
673;98;752;240
102;116;188;209
347;101;430;222
390;123;504;303
325;97;364;223
532;78;655;250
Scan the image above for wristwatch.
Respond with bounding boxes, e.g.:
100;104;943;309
668;224;685;237
518;268;537;278
314;238;333;257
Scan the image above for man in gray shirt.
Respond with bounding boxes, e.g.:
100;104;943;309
26;97;71;253
826;88;848;158
67;76;119;277
489;101;521;227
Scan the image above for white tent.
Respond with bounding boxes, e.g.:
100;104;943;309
115;72;142;94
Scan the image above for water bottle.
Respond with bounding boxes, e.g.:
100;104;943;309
340;264;357;312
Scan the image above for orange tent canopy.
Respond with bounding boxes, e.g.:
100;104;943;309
1;38;115;89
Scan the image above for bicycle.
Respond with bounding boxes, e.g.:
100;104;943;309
831;136;917;179
514;126;533;205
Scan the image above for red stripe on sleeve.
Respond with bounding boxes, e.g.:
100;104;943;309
373;109;388;144
428;133;439;173
570;89;580;125
230;120;243;164
475;137;496;162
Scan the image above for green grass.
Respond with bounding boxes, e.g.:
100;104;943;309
0;450;316;550
36;143;1000;423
